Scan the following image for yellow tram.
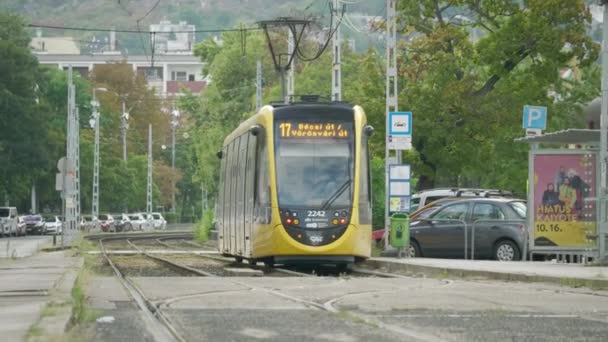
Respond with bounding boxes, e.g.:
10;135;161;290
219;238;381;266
216;100;373;266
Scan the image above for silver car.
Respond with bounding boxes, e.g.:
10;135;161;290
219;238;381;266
148;212;167;230
128;213;146;231
43;216;63;235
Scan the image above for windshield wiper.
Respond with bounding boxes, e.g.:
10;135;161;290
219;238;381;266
320;179;352;211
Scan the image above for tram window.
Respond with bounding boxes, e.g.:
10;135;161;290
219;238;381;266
217;146;227;226
359;130;372;224
256;134;270;206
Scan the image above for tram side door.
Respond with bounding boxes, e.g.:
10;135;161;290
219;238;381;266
236;135;248;256
244;134;257;258
229;140;238;255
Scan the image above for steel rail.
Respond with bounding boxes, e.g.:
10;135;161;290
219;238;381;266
99;238;186;342
126;239;217;277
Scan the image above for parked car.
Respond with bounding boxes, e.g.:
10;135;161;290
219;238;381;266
43;215;63;235
112;214;133;232
24;214;46;235
80;215;97;231
98;214;114;232
408;198;526;261
0;207;19;237
372;197;489;245
128;213;146;231
147;212;167;230
410;188;514;212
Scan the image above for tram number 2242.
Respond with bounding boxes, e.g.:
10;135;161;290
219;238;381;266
308;211;326;218
535;223;562;233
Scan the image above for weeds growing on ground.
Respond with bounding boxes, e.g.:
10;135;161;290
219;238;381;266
194;209;214;243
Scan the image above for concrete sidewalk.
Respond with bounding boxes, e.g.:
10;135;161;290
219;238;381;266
0;250;82;341
367;257;608;289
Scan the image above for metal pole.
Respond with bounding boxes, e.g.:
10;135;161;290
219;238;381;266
31;183;36;214
256;60;262;111
122;101;127;162
171;118;177;213
332;0;342;101
281;68;287;104
75;107;81;222
92;93;100;219
287;31;295;100
384;0;398;248
599;1;608;261
63;66;78;247
147;124;153;216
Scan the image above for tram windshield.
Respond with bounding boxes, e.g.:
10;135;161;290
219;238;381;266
274;121;354;208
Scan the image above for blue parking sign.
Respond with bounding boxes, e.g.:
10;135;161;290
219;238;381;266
523;105;547;130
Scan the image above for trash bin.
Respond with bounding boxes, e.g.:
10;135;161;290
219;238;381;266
390;213;409;248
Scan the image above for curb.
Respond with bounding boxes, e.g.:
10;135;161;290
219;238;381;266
363;259;608;291
29;254;83;341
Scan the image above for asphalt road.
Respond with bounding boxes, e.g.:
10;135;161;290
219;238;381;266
86;273;608;341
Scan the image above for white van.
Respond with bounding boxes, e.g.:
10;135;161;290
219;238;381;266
410;188;514;212
0;207;19;237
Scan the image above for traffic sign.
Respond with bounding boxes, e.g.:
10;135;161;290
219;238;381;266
388;112;412;150
388;164;411;213
523;105;547;130
389;112;412;135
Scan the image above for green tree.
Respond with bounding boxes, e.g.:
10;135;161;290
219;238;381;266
397;0;599;193
0;12;55;209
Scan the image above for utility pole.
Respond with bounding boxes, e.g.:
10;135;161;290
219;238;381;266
170;108;180;213
91;92;100;219
599;0;608;261
201;183;207;215
75;107;81;221
63;66;79;247
147;124;153;218
256;60;262;111
287;30;295;102
332;0;342;101
31;184;36;214
384;0;399;249
121;101;129;162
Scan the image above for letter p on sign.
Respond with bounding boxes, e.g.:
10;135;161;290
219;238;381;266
523;105;547;130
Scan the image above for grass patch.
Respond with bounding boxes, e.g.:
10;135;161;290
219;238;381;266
40;301;70;318
194;209;214;243
335;311;379;328
71;248;102;324
26;326;44;338
559;277;608;291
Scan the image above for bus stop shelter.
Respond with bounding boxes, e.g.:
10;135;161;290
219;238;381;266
517;129;606;262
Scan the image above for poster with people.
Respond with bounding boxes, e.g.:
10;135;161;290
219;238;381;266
533;153;596;247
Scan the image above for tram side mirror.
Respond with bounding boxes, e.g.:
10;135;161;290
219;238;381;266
364;125;375;137
250;125;262;136
216;150;223;159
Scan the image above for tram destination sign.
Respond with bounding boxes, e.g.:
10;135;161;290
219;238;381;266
278;121;351;139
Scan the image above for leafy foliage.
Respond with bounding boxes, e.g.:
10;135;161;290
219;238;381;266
398;0;599;193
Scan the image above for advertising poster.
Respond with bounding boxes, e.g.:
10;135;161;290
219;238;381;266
533;153;596;247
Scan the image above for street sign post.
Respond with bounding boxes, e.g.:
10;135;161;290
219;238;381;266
523;105;547;136
388;164;411;213
388;111;412;150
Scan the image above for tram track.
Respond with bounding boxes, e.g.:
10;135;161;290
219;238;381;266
99;233;441;341
99;238;186;342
